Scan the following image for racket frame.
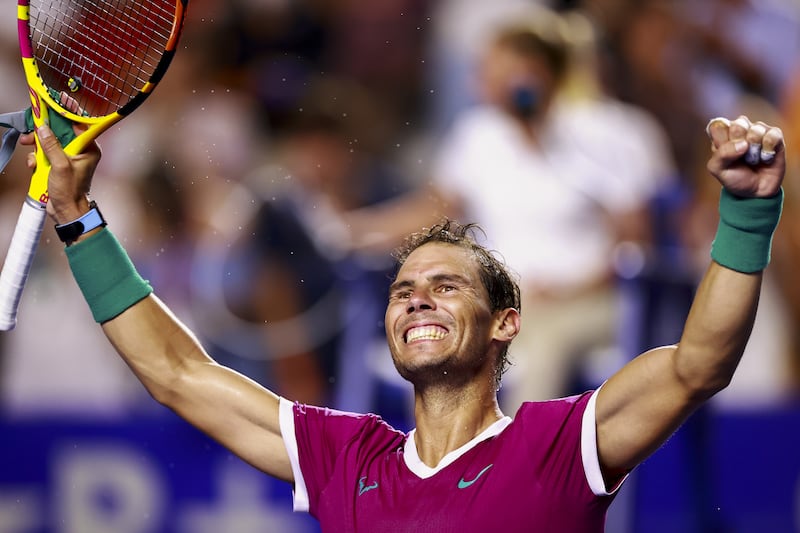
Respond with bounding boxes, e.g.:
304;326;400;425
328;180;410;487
0;0;188;330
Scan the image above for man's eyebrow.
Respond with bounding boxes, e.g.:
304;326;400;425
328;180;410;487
388;279;414;294
429;273;470;286
389;273;470;293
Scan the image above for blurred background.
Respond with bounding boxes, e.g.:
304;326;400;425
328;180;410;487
1;0;799;531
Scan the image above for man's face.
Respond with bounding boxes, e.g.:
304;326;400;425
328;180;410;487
385;243;500;385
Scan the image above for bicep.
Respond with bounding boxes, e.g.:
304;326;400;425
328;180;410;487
595;263;762;477
102;295;294;482
594;345;699;474
169;361;294;482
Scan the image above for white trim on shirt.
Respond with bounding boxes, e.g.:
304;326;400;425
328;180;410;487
279;397;310;512
403;416;513;479
581;386;628;496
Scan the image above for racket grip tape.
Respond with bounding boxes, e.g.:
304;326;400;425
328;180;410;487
0;199;47;330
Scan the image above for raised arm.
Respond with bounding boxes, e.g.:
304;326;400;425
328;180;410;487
594;116;785;482
30;124;293;482
101;294;292;481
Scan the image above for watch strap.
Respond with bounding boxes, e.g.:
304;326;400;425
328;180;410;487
55;201;107;244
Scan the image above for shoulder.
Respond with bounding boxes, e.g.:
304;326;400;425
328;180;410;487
293;402;407;448
511;391;595;432
516;390;594;413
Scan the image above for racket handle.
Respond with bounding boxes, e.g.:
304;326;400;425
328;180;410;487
0;199;47;330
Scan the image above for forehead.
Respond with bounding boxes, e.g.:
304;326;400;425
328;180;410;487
485;39;545;66
396;242;481;281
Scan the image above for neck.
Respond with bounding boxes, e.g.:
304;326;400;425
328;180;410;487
411;380;504;468
515;114;544;145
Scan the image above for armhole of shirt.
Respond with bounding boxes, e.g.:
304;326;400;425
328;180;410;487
581;386;628;497
279;397;310;512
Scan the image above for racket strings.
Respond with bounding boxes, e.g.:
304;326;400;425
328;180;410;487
29;0;176;117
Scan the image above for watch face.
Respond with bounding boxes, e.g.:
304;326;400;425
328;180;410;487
55;220;84;243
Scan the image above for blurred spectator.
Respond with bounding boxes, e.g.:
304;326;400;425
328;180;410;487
423;0;540;133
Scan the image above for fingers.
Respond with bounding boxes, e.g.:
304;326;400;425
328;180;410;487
728;116;754;165
705;114;786;198
728;115;751;139
18;132;36;146
36;124;70;172
706;115;783;166
58;91;81;114
36;124;58;152
706;117;731;147
743;121;765;166
57;91;90;136
759;122;784;164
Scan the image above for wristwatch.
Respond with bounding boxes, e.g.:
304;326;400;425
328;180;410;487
55;201;107;245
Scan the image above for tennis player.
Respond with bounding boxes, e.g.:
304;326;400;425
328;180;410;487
25;114;784;531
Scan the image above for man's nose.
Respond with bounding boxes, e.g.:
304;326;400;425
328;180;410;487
406;290;435;313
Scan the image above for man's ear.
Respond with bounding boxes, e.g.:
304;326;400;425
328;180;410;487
493;307;520;343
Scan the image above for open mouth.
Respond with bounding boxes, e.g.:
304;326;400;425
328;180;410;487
404;325;448;344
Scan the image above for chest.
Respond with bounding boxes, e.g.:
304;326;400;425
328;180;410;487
314;440;603;533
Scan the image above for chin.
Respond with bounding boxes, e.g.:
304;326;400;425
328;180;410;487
393;356;465;388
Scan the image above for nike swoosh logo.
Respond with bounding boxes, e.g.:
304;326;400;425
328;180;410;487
458;464;493;489
358;476;379;495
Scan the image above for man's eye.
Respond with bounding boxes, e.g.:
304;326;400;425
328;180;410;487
439;285;456;293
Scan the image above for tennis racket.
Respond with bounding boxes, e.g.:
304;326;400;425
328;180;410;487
0;0;189;331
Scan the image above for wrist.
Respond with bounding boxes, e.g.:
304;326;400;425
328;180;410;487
66;228;153;323
50;195;92;225
710;187;783;273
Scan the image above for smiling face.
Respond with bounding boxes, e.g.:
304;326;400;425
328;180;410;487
385;242;513;388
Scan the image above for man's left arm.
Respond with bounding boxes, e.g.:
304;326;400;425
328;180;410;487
592;116;785;482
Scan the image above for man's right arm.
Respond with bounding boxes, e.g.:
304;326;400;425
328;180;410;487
31;124;294;483
102;294;294;481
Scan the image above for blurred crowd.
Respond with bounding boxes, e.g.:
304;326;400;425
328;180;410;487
0;0;799;425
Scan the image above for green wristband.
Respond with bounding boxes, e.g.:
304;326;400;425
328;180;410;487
711;187;784;273
66;227;153;323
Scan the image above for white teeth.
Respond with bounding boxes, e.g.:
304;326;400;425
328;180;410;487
405;326;447;343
